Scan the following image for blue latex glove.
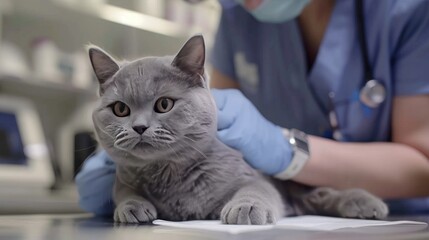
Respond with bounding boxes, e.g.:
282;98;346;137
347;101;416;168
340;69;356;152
75;151;116;216
211;89;293;175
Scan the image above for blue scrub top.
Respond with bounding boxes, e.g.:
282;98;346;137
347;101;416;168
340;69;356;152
211;0;429;214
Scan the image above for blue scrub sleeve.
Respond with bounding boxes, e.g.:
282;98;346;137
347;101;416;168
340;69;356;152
209;8;237;80
388;198;429;215
75;150;116;216
392;1;429;96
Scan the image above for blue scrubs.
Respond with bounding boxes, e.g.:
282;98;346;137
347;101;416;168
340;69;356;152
211;0;429;213
76;0;429;215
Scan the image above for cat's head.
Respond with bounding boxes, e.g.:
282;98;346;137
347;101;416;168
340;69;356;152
89;35;216;166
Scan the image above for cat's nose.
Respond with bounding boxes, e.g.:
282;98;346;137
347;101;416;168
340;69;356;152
133;125;148;135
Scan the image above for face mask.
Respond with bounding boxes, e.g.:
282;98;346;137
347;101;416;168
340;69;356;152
235;0;311;23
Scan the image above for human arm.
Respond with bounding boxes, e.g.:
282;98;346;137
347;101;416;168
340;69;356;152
294;95;429;199
75;150;116;215
212;89;429;199
294;1;429;199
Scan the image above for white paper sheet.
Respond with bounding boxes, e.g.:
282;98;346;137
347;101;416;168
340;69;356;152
153;215;427;234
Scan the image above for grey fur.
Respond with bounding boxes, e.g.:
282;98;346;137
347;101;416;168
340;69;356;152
89;35;388;224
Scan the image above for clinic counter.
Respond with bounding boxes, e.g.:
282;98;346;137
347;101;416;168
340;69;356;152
0;214;428;240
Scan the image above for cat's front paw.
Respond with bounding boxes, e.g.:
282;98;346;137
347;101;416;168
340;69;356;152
114;199;157;223
337;189;389;219
221;199;276;225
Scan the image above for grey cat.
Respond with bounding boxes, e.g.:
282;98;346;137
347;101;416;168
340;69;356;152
89;35;389;224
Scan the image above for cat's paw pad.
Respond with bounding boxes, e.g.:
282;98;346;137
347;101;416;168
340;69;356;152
220;199;276;225
114;199;157;223
337;189;389;219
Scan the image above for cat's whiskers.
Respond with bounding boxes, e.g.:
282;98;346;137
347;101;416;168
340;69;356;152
150;127;176;146
114;135;139;150
167;144;182;161
115;131;128;139
114;129;132;145
180;139;207;159
95;123;121;143
154;138;175;145
154;128;172;135
182;135;197;143
97;126;111;138
105;124;127;138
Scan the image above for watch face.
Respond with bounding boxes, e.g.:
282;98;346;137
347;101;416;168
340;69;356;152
295;137;309;153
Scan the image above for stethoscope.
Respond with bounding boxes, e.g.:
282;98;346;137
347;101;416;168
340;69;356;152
328;0;386;141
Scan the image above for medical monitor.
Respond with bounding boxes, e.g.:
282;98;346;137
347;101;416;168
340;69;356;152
0;95;54;190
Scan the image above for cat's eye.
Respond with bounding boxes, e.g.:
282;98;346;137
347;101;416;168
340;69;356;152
111;101;130;117
155;97;174;113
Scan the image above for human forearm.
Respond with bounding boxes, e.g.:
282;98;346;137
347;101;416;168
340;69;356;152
293;135;429;199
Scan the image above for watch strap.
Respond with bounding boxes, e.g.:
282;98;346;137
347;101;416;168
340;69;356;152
274;129;310;180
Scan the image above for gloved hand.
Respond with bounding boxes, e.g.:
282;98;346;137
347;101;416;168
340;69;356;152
211;89;293;175
75;150;116;216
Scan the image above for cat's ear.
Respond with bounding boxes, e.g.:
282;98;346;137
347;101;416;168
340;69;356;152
88;46;119;93
172;35;205;76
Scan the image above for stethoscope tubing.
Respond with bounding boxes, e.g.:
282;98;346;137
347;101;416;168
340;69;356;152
329;0;387;141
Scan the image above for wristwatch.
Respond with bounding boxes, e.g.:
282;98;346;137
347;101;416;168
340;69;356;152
274;128;310;180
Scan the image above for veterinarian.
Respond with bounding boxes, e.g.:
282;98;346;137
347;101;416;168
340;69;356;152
76;0;429;216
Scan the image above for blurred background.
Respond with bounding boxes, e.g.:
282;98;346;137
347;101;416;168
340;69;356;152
0;0;220;214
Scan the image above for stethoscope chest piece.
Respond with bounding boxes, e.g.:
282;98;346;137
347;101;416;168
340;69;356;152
359;79;386;108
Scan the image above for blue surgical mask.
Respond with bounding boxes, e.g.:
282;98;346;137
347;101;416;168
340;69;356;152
235;0;311;23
